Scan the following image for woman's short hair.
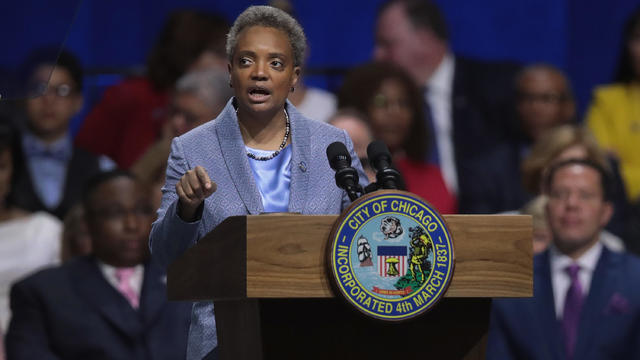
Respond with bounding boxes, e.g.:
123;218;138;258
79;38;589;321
226;6;307;67
521;125;609;194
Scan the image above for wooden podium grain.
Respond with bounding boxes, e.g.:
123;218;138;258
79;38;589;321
168;214;532;359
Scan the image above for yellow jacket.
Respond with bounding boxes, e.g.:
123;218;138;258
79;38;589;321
586;83;640;202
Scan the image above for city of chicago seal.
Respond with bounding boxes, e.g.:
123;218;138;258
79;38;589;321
328;190;455;321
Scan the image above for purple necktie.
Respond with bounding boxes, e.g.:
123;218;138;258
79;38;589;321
562;263;584;359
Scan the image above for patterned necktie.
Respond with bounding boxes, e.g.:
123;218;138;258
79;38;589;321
423;88;440;165
562;263;584;359
115;268;139;309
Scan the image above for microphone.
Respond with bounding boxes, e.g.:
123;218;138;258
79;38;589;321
367;140;403;190
326;142;362;201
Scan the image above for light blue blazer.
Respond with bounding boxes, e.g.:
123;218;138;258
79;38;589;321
149;99;365;359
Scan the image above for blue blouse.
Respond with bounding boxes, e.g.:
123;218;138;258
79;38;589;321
246;145;291;212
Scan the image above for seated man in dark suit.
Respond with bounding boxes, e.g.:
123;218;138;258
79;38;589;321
13;48;114;220
374;0;521;197
487;159;640;359
6;170;191;360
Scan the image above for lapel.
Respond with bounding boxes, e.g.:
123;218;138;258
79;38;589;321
534;251;566;359
70;256;142;338
450;59;475;173
57;148;93;217
138;261;168;326
573;248;618;359
286;102;310;213
215;99;263;214
13;149;99;219
12;156;45;212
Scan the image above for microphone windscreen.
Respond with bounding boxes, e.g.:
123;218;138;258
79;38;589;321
367;140;392;167
326;141;351;170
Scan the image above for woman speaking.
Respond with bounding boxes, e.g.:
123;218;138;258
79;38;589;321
150;6;365;359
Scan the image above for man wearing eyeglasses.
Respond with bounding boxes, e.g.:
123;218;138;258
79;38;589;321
6;170;191;360
12;48;115;220
458;64;576;214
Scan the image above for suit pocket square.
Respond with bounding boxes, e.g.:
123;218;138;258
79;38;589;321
604;292;631;315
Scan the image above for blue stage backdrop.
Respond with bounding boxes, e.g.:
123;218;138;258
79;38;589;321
3;0;640;132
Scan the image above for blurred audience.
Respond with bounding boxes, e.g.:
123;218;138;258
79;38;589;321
374;0;520;196
288;75;337;123
12;48;113;220
460;64;575;214
163;68;231;139
338;61;456;213
586;7;640;205
61;204;92;262
269;0;337;123
130;145;168;217
0;121;61;335
522;125;630;242
131;68;232;213
521;195;553;255
516;65;576;142
328;109;376;182
487;159;640;360
6;170;191;360
75;10;230;169
522;193;624;255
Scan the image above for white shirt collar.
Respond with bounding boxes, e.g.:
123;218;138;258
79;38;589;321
97;260;145;298
549;240;603;274
427;52;455;95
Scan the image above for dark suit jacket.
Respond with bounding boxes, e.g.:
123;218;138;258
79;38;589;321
451;57;520;162
487;248;640;360
6;256;191;360
12;147;102;219
458;140;532;214
450;57;521;208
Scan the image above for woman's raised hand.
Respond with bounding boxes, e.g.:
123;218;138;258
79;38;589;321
176;166;217;221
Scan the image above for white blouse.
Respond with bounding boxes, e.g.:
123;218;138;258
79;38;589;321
0;212;61;333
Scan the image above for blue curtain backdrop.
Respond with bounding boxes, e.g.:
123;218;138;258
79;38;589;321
3;0;640;131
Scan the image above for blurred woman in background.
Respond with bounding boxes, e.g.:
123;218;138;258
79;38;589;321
585;7;640;205
338;61;456;213
0;121;61;337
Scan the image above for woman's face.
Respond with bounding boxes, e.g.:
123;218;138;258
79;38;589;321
368;78;412;154
0;148;12;204
629;22;640;79
229;26;300;116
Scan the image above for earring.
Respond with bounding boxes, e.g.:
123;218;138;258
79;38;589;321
229;82;233;88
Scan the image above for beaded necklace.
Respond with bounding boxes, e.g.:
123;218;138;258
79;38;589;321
240;108;290;161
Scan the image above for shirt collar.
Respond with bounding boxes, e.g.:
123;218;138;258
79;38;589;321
426;52;455;95
549;240;603;274
22;131;73;161
97;260;145;286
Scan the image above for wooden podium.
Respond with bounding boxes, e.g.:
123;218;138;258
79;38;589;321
168;214;532;359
